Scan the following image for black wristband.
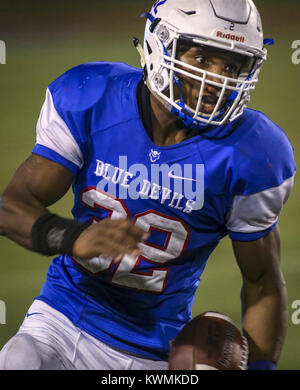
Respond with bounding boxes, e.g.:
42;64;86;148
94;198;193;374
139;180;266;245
31;213;90;256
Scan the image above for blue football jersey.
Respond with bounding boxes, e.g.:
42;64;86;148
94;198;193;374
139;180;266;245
32;62;296;361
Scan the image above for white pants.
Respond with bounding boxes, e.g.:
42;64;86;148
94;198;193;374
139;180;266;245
0;300;169;370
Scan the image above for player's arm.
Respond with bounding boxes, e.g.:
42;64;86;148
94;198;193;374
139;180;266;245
0;154;146;260
0;154;73;248
232;226;287;369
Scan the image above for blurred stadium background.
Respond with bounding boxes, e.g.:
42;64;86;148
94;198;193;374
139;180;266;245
0;0;299;369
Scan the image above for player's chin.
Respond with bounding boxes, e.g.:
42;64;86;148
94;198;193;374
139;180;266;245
200;103;216;115
198;99;227;115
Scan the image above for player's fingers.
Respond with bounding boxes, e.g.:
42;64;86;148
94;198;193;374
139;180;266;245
110;222;149;244
75;220;148;260
126;224;150;241
104;232;145;260
103;235;143;259
100;219;149;243
118;232;149;251
116;219;147;237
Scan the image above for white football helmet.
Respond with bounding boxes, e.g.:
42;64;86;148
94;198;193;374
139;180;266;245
137;0;272;130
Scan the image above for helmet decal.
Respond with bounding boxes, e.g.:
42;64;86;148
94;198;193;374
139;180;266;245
153;0;169;15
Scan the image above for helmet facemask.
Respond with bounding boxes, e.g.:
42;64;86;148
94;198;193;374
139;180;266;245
160;36;263;129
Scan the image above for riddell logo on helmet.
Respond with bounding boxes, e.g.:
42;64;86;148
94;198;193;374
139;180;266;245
216;31;245;43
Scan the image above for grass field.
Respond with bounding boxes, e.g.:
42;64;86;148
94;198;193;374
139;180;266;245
0;0;299;370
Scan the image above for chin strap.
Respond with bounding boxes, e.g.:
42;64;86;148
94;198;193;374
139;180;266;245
133;37;146;68
171;75;209;130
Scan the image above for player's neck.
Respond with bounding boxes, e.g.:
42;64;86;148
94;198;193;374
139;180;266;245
150;94;189;147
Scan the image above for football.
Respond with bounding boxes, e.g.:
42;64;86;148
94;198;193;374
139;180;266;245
168;311;248;370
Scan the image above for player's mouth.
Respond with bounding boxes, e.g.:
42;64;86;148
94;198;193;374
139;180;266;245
199;95;221;114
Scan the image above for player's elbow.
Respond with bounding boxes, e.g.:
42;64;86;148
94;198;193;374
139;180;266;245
0;192;25;236
0;194;9;235
0;193;14;235
241;269;287;306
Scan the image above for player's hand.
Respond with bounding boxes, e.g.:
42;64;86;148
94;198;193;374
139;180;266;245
72;219;149;261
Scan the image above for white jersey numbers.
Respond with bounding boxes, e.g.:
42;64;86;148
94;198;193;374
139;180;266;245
73;187;190;294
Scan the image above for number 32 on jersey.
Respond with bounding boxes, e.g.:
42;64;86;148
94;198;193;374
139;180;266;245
73;187;190;294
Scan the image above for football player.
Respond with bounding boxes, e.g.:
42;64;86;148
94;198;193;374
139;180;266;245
0;0;296;370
